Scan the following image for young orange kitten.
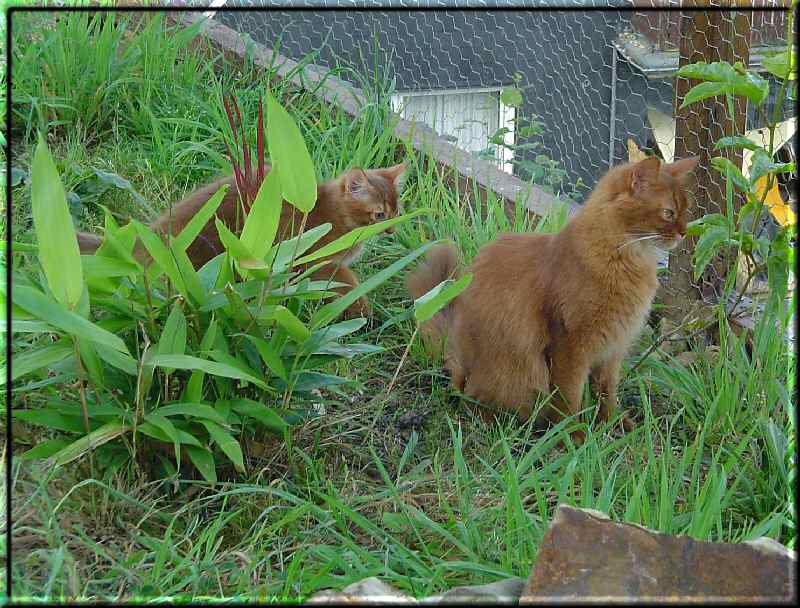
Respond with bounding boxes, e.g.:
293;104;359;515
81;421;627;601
407;156;698;444
78;163;406;316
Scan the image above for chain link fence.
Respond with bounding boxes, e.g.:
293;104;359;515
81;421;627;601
188;0;796;328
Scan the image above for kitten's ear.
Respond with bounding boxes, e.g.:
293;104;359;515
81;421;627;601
384;162;407;194
345;168;370;199
664;156;700;182
629;156;661;195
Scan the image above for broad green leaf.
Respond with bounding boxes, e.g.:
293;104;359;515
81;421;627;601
21;439;71;461
295;209;429;265
311;241;435;329
78;338;104;388
268;223;332;270
0;319;52;333
201;421;245;473
687;213;732;233
80;255;140;280
679;81;729;109
413;273;473;323
747;149;795;185
2;242;38;252
170;243;206;305
710;157;749;192
137;422;202;447
91;168;152;212
197;254;226;294
500;86;523;108
283;371;352;392
132;220;187;296
13;285;129;353
157;402;228;426
46;400;126;419
241;168;282;260
677;61;769;107
150;354;269;390
97;211;139;265
49;422;131;467
144;413;181;468
13;409;93;434
222;283;253;321
184;318;218;402
230;398;287;435
199;278;302;312
1;340;72;385
31;134;83;308
301;342;382;359
92;342;139;376
714;136;762;153
762;49;796;81
174;183;229;251
246;335;288;381
301;318;367;354
767;231;790;303
272;306;311;342
693;225;730;281
214;218;253;261
205;350;271;392
186;446;217;484
267;92;317;212
157;303;187;372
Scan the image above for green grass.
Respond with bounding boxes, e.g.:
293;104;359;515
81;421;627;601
5;11;796;603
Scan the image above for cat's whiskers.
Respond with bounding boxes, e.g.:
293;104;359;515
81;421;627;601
617;234;661;250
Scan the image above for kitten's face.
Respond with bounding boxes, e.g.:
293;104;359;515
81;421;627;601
618;156;698;252
340;163;407;232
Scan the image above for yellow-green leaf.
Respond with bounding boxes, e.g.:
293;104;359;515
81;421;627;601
267;92;317;212
31;134;83;308
241;168;283;260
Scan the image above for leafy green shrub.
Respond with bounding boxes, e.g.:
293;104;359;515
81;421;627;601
476;79;585;202
679;33;796;312
5;93;431;483
674;5;796;548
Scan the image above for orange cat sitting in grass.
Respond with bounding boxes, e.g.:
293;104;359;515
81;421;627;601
407;155;698;444
78;162;406;317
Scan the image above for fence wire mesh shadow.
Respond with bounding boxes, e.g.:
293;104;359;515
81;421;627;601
193;0;796;332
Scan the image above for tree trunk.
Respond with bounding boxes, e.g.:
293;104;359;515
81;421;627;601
662;3;751;325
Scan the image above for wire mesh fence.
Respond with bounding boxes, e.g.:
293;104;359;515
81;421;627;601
190;1;796;325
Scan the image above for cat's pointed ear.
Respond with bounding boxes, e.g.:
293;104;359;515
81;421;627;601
664;156;700;182
384;162;407;194
629;156;661;195
345;168;370;200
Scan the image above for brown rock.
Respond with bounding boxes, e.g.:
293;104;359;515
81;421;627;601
520;504;796;603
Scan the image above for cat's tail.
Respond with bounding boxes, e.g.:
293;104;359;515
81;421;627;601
405;243;462;357
76;231;103;255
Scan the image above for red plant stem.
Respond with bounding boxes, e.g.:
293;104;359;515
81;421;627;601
223;96;238;146
224;138;245;201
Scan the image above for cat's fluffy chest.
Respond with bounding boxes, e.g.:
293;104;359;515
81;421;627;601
579;274;657;364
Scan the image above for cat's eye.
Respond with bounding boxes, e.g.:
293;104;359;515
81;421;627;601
661;208;675;221
375;211;386;221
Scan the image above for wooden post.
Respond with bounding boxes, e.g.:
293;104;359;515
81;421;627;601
662;3;751;324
